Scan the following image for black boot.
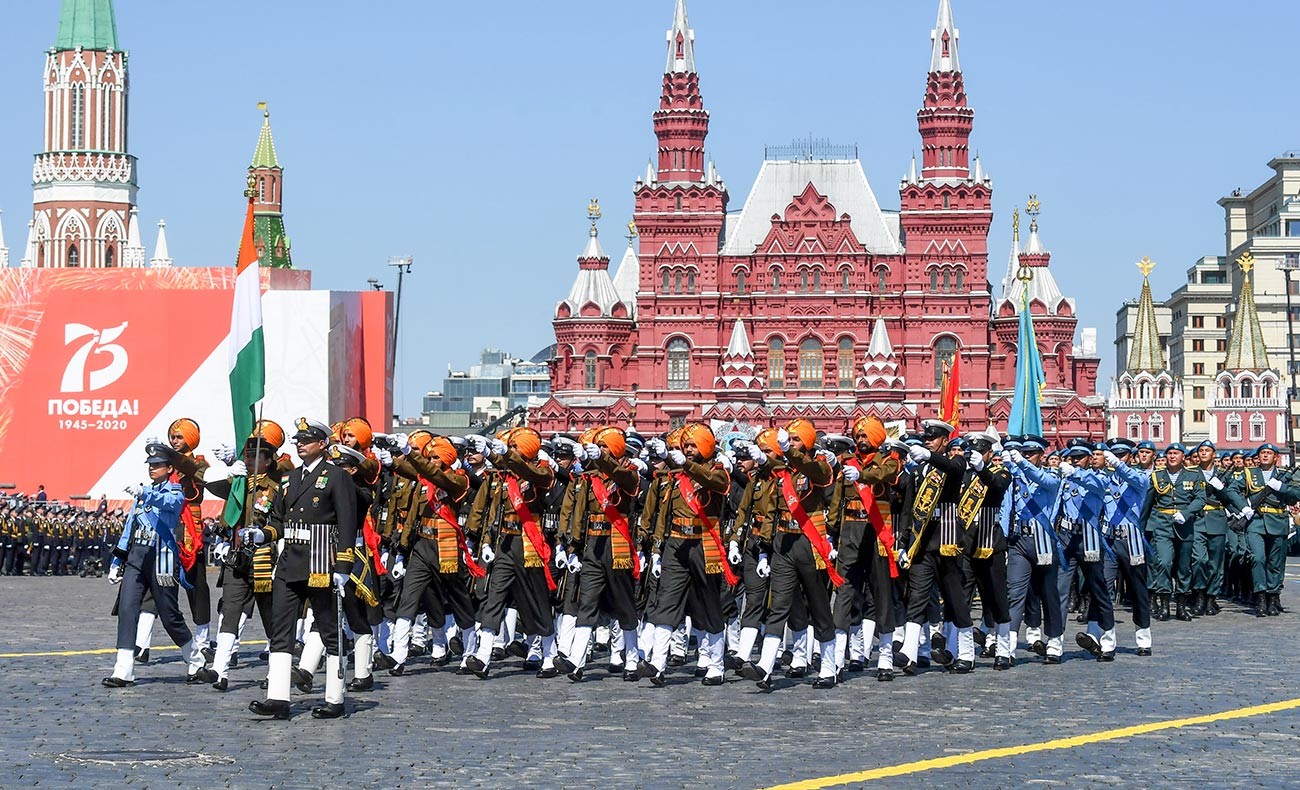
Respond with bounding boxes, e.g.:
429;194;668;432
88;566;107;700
1154;594;1169;622
1266;594;1280;617
1174;594;1192;622
1205;596;1220;616
1191;592;1207;617
1272;593;1287;614
1255;592;1269;617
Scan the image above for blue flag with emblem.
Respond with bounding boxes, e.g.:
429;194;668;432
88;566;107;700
1008;289;1045;436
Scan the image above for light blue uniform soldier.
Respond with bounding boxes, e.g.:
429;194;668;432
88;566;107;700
1004;434;1064;662
1096;439;1152;656
1054;439;1116;660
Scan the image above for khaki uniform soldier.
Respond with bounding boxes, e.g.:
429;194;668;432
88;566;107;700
1141;443;1207;621
1233;443;1300;616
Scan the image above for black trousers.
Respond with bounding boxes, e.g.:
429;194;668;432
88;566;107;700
905;551;972;628
183;556;211;626
217;569;273;638
116;544;191;651
766;533;835;643
396;539;476;629
648;537;724;633
1006;534;1063;638
269;577;340;654
1105;537;1151;630
832;522;897;632
577;537;639;630
476;534;554;636
1059;532;1114;632
739;544;772;629
969;550;1010;624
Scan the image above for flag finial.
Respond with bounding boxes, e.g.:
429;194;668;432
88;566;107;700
1136;256;1156;279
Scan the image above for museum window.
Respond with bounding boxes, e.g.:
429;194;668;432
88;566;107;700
837;338;854;388
1226;415;1242;442
1251;414;1266;442
767;339;785;390
877;269;887;291
662;270;670;292
736;270;747;294
687;270;695;294
1192;316;1204;329
841;270;850;291
1192;339;1204;352
798;339;824;389
584;351;598;389
772;271;780;291
104;247;114;268
930;270;938;292
813;270;822;292
1193;363;1205;375
933;336;957;388
674;271;683;295
666;339;690;390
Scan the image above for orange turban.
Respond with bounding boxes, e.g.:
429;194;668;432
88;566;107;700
852;416;887;450
247;419;285;451
578;428;598;445
756;428;783;457
345;417;373;450
330;422;346;444
785;418;817;451
408;430;434;455
666;428;684;450
683;423;716;459
168;418;200;450
424;436;458;467
594;426;626;458
511;427;542;460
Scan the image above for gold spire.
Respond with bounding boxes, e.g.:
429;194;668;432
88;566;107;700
1127;257;1166;373
587;198;601;237
1136;256;1156;279
1237;251;1255;274
625;219;638;247
1026;194;1040;234
1012;207;1020;243
1225;252;1270;370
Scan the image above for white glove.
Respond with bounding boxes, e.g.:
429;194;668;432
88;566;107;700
211;541;231;563
668;450;686;467
1010;449;1025;465
228;460;248;478
718;453;734;474
213;443;236;465
817;449;839;468
777;429;791;453
467;435;489;454
389;556;406;579
489;438;508;456
827;539;838;563
380;550;391;570
1268;477;1284;492
375;447;393;467
393;433;411;456
842;465;860;484
238;527;266;545
647;438;667;458
1207;476;1224;491
571;460;584;475
1103;451;1120;467
756;554;770;578
896;550;911;570
566;555;582;574
1173;512;1186;525
747;444;767;465
107;563;123;585
637;552;647;574
908;446;931;463
1059;462;1076;477
1239;506;1256;522
1000;451;1013;465
123;484;140;498
968;452;984;471
629;458;648;474
554;549;569;570
583;443;602;461
332;572;349;597
651;554;663;578
481;545;496;564
728;541;742;566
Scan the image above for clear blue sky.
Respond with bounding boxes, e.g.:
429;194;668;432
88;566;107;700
1;1;1296;417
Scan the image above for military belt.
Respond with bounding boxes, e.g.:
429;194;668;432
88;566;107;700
1203;504;1223;511
586;518;611;536
1260;506;1287;515
1156;508;1181;515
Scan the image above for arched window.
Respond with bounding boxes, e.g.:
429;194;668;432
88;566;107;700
674;271;683;295
837;338;855;388
812;270;822;292
584;351;598;389
930;270;938;292
1241;380;1254;399
661;269;670;292
259;177;266;202
1250;413;1266;441
1226;414;1242;442
666;339;690;390
841;270;850;291
877;268;887;291
1150;414;1165;441
71;83;85;148
771;270;780;291
1126;414;1142;441
104;246;115;267
67;244;80;267
687;270;695;293
933;336;957;388
942;270;951;292
955;269;964;291
799;338;824;389
800;270;809;291
767;338;785;390
736;270;747;294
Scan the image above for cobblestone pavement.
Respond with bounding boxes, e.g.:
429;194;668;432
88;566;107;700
2;563;1300;788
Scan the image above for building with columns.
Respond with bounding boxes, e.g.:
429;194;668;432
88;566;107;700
532;0;1102;437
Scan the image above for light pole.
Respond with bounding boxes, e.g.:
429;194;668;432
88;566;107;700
387;256;413;389
1279;254;1299;463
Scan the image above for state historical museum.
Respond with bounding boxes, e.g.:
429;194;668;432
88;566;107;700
532;0;1103;440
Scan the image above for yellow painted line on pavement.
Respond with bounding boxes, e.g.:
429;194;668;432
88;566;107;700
0;640;268;659
763;696;1300;790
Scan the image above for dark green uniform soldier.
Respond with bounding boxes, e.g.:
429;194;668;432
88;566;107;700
1141;443;1206;621
1190;441;1246;616
1232;443;1300;616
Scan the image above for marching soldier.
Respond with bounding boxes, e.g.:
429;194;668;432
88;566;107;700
1234;443;1300;616
1098;439;1153;656
1190;441;1246;616
248;418;359;720
1054;441;1116;660
1005;435;1065;662
1141;443;1206;622
957;431;1013;668
102;443;214;687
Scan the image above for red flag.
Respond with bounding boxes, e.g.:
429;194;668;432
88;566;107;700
940;353;961;428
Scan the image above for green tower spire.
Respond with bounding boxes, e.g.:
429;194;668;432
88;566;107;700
55;0;119;52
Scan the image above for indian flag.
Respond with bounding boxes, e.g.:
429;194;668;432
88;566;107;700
228;200;265;446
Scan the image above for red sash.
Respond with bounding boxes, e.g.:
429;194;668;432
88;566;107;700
363;513;387;575
172;471;202;572
774;468;845;587
588;475;639;580
845;456;899;579
673;472;739;586
425;483;487;579
505;475;556;591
